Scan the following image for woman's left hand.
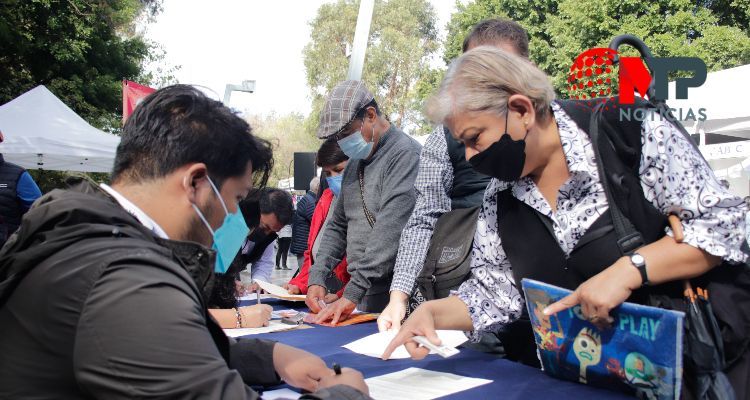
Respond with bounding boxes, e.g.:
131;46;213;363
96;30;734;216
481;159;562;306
543;257;642;329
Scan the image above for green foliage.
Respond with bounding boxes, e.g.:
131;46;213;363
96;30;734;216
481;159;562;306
27;170;110;194
247;113;321;188
429;0;750;101
0;0;163;133
303;0;439;135
0;0;167;192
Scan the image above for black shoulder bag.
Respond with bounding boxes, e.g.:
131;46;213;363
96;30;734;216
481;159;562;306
414;206;479;304
560;98;750;399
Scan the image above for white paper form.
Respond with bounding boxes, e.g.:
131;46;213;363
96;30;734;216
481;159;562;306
343;330;468;359
261;388;300;399
223;320;303;337
254;280;307;301
365;367;491;400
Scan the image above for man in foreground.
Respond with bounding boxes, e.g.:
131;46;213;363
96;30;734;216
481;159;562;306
0;85;368;399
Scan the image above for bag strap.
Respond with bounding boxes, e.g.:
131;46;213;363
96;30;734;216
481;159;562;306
588;101;645;255
357;163;376;228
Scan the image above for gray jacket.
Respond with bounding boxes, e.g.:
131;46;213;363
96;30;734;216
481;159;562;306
309;125;421;310
0;180;366;399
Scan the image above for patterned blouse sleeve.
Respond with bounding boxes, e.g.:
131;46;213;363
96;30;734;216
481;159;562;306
453;179;525;342
639;112;748;263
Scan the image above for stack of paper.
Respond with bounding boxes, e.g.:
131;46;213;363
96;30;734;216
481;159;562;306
237;293;274;302
343;330;468;359
365;367;491;399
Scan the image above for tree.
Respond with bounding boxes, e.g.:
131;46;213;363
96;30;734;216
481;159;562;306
303;0;439;135
0;0;170;192
0;0;163;132
431;0;750;100
247;113;321;188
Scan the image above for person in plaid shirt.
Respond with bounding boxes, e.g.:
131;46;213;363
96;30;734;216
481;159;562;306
378;19;530;332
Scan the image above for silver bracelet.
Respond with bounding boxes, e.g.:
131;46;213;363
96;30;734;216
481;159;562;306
234;307;243;328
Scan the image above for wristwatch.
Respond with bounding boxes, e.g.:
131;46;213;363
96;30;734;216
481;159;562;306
629;252;649;286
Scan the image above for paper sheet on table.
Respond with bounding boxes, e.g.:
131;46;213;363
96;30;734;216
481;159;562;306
365;367;491;400
254;280;307;301
343;330;468;359
237;293;275;301
223;320;309;337
261;388;300;399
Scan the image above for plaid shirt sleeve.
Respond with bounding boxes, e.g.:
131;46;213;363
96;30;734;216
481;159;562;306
390;126;453;294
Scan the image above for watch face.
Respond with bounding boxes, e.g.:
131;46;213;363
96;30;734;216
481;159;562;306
632;254;645;265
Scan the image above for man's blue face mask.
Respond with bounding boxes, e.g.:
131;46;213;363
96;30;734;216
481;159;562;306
326;174;343;196
192;176;249;274
337;119;374;160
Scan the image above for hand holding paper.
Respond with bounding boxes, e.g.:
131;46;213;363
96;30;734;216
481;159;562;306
343;329;466;359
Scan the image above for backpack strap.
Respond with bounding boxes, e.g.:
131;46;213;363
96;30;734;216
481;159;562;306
589;101;644;254
557;98;650;255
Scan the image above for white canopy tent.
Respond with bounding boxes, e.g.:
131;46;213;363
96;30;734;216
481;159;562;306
669;63;750;141
0;85;120;172
666;64;750;195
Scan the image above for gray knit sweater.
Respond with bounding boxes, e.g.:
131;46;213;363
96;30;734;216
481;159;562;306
308;125;421;307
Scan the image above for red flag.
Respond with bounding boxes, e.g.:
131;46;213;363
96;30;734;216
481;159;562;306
122;80;156;123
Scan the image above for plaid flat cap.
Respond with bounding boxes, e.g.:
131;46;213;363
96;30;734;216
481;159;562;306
317;80;375;139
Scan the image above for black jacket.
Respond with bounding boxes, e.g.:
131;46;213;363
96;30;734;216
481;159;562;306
291;191;316;255
210;196;278;309
0;180;365;400
0;154;28;244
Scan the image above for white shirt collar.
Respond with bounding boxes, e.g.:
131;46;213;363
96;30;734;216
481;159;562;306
99;183;170;239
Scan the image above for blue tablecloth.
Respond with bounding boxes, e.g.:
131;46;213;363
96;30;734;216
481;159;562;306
242;299;632;399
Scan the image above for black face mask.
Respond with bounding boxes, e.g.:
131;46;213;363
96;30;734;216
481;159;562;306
468;110;528;181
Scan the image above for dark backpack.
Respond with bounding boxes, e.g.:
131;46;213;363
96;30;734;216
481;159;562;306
415;206;479;302
559;98;750;397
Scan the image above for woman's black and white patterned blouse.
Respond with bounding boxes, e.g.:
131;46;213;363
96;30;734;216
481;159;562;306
454;101;748;342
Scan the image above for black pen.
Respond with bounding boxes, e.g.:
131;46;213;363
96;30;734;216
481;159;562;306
332;362;341;375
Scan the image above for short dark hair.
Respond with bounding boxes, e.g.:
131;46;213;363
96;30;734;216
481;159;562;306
112;85;273;189
354;99;381;119
316;138;349;168
462;18;529;58
258;188;294;226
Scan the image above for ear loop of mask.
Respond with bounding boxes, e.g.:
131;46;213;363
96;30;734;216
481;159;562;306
188;175;229;237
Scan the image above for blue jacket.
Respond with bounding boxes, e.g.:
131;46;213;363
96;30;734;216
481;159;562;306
290;191;316;255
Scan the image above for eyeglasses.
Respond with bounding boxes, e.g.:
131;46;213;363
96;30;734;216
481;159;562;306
333;118;364;141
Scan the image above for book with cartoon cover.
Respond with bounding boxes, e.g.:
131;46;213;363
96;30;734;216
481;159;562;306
522;278;685;399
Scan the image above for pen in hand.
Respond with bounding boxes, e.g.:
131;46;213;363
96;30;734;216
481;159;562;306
332;362;341;375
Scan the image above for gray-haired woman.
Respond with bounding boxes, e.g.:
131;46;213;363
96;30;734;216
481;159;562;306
383;46;748;396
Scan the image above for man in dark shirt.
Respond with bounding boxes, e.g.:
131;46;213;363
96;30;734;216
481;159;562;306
209;188;294;309
291;177;319;268
0;85;369;399
0;130;42;246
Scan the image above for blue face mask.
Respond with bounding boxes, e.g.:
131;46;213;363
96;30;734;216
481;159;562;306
192;177;249;274
337;120;374;160
326;174;343;196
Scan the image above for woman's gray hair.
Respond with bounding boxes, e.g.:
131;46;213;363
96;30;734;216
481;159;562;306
426;46;555;124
